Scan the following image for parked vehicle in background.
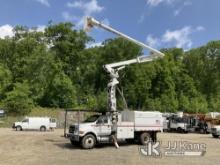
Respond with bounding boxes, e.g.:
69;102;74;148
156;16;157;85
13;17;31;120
68;111;163;149
210;114;220;138
168;115;189;133
162;112;189;133
163;112;210;134
12;117;57;131
205;112;220;134
0;109;5;118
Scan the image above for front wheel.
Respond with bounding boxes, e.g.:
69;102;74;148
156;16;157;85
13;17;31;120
81;134;96;149
16;126;22;131
40;126;46;132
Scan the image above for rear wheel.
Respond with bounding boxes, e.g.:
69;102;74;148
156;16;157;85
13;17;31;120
177;127;183;133
81;134;96;149
140;132;151;145
212;134;219;138
16;126;22;131
40;126;46;132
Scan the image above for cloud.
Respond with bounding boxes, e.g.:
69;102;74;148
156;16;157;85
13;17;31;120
0;24;48;39
0;24;14;39
36;25;46;32
65;0;105;28
162;26;193;49
61;11;85;27
86;42;103;48
139;0;192;23
146;35;160;48
138;13;145;24
146;0;175;7
174;9;181;16
173;1;192;16
196;26;205;31
62;11;80;22
34;0;50;7
67;0;104;15
146;25;205;50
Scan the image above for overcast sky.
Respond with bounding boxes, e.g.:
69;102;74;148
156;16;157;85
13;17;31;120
0;0;219;50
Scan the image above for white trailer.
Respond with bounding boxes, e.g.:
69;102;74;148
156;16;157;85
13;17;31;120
68;111;163;149
13;117;57;131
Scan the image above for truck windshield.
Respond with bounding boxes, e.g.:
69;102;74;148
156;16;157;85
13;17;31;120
84;115;100;122
175;117;187;123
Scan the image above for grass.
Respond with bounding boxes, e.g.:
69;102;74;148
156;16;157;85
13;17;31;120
0;107;63;128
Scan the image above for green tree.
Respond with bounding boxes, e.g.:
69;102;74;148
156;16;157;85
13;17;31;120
3;82;33;115
40;72;77;108
0;64;12;97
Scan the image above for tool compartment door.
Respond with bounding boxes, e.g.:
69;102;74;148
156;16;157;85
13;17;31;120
117;122;134;139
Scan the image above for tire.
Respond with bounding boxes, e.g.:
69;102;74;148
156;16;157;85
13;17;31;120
212;134;219;138
40;126;46;132
16;126;22;131
140;132;151;145
81;134;96;149
177;127;183;133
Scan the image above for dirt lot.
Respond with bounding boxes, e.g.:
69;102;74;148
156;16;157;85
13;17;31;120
0;128;219;165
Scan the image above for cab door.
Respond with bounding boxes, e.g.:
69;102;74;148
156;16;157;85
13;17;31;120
96;116;111;136
21;119;29;129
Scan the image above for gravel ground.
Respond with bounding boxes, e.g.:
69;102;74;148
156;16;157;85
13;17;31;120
0;128;219;165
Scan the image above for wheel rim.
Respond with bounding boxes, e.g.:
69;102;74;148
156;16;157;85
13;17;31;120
41;127;45;131
143;136;150;144
85;137;94;148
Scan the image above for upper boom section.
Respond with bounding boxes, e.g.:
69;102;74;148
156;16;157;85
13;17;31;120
84;17;164;58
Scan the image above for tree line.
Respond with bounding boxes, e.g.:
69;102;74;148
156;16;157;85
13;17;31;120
0;22;219;115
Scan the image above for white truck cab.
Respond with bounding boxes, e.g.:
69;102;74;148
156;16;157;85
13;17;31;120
13;117;57;131
211;116;220;138
211;125;220;138
168;116;189;133
68;111;163;149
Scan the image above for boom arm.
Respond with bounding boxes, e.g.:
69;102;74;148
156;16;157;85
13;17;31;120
84;17;164;58
104;54;157;76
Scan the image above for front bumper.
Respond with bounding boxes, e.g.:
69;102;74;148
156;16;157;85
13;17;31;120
12;124;15;129
212;128;220;135
68;133;80;142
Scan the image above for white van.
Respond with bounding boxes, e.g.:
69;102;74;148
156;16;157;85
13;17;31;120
0;109;5;117
13;117;57;131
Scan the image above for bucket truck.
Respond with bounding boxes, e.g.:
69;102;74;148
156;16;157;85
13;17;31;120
68;17;165;149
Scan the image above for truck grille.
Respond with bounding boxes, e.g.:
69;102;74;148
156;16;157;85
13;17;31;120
69;125;75;133
211;128;217;133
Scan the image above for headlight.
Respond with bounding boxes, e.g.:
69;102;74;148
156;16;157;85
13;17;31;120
79;130;84;134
